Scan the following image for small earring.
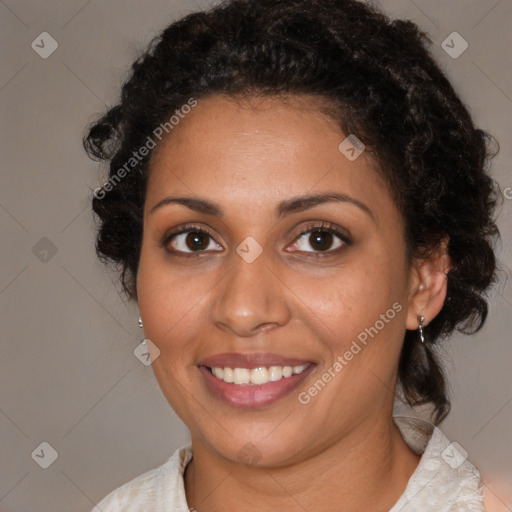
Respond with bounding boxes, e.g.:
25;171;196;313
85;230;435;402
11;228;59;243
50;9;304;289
417;315;425;343
138;316;143;328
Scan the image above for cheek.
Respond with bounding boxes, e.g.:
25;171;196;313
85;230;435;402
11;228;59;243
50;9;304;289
136;245;211;342
296;251;408;388
299;275;406;419
299;259;400;338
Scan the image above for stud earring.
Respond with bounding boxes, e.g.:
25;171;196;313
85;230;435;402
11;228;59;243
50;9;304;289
138;316;143;329
417;315;425;343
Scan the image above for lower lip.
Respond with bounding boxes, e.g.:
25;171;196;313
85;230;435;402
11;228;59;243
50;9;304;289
199;366;315;408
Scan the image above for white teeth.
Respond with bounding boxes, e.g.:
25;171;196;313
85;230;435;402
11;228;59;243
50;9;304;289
212;367;224;379
223;367;234;383
268;366;283;381
209;364;309;385
233;368;250;384
250;367;269;385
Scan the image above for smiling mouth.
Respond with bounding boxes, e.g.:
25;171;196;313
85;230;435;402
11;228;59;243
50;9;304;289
205;364;311;385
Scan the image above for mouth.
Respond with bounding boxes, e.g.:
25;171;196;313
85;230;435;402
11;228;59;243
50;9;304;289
197;353;315;408
206;364;310;385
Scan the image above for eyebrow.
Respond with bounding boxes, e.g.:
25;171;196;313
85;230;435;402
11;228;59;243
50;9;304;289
149;192;374;221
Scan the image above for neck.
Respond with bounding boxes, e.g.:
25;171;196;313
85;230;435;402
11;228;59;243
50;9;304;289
184;414;421;512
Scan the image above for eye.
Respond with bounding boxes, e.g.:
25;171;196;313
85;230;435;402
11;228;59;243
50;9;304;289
287;222;351;255
161;221;351;257
162;224;222;255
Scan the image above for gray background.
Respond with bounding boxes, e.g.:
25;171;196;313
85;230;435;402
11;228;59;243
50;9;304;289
0;1;510;511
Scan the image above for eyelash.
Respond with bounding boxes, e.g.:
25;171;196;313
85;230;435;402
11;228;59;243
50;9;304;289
160;221;352;258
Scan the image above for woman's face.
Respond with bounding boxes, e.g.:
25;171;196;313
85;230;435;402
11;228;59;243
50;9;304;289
137;94;417;466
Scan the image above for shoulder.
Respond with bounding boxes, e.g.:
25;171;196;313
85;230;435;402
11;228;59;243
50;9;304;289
91;444;193;512
391;416;486;512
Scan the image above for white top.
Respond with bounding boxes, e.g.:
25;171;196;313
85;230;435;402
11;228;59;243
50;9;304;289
91;416;486;511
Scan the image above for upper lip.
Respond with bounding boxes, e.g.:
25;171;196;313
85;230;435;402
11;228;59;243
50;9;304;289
197;352;313;369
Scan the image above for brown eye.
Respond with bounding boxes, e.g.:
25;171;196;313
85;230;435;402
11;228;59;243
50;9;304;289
184;231;210;251
290;226;347;254
163;226;222;255
309;230;335;251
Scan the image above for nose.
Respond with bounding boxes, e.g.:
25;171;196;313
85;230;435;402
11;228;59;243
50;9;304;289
210;249;292;338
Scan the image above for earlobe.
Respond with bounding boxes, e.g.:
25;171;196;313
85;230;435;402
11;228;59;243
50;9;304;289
405;240;452;331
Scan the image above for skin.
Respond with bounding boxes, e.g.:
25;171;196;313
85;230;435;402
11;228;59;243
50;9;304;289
136;94;451;511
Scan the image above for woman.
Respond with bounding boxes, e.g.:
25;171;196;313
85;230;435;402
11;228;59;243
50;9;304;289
84;0;500;510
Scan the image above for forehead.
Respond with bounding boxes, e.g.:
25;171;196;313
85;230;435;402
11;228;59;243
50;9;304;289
145;94;390;219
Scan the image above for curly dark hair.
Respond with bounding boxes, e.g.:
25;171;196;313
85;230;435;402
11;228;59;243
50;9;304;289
84;0;500;424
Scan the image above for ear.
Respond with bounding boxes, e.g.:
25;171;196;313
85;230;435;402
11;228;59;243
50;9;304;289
405;238;452;331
